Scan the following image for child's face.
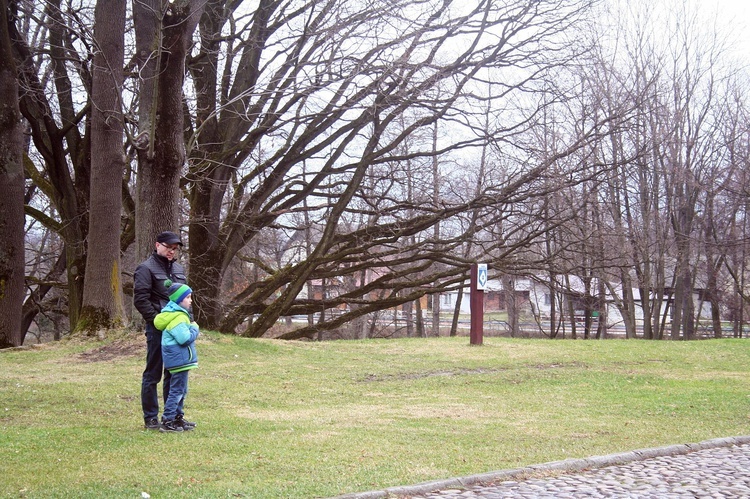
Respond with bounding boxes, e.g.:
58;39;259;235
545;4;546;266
180;294;193;310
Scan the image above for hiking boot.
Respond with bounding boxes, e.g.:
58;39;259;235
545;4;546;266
175;415;196;430
159;420;184;433
144;418;160;430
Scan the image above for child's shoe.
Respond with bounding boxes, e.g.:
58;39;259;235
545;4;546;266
159;420;184;433
175;415;196;430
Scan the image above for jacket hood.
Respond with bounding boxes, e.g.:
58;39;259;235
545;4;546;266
163;300;189;313
153;301;190;331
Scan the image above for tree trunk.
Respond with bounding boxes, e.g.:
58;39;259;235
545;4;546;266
403;298;413;337
134;1;202;262
596;278;606;339
503;275;518;338
450;283;464;337
620;272;637;339
651;257;667;340
671;205;695;340
564;275;577;340
0;0;25;347
430;124;441;337
415;297;424;337
79;0;126;333
548;269;558;338
582;277;592;339
186;0;228;329
704;196;724;339
431;294;440;337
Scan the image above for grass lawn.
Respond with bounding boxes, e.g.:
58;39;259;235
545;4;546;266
2;332;750;498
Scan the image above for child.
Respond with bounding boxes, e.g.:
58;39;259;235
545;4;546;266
153;280;200;433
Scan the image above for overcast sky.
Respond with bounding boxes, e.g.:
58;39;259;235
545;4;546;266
700;0;750;61
716;0;749;22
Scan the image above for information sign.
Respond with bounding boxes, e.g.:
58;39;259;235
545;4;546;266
477;263;487;290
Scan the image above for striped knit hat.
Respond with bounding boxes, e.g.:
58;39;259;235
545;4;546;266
164;279;192;305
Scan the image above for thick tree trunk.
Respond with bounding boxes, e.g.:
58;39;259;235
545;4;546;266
79;0;126;333
186;0;227;329
0;0;25;347
134;1;202;263
132;0;161;267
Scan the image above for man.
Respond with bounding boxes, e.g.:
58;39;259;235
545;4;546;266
133;231;194;430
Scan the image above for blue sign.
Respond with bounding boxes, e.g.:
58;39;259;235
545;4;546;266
477;264;487;290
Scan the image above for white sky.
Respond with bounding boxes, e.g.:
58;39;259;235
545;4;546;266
715;0;750;24
702;0;750;61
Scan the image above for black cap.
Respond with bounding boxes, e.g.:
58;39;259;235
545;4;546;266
156;231;183;246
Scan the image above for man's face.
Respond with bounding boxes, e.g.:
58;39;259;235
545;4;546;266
155;241;180;261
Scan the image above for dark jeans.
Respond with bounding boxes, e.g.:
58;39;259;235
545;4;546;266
141;324;174;420
162;370;188;422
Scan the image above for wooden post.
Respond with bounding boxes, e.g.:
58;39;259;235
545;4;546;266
470;263;484;345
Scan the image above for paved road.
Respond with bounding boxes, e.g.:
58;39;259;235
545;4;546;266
331;436;750;498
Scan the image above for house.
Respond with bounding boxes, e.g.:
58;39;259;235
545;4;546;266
440;277;533;314
440;275;713;328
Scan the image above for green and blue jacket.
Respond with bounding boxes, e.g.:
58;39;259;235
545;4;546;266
154;301;199;373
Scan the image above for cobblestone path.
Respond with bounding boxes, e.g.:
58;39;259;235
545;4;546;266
331;436;750;499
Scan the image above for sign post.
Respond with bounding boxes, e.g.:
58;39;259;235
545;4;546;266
470;263;486;345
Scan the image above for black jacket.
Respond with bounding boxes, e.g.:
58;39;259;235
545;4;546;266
133;252;187;324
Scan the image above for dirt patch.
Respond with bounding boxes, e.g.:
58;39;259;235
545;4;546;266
531;361;588;370
76;337;145;363
360;367;504;382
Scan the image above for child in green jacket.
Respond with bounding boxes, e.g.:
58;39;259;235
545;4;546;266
154;281;199;433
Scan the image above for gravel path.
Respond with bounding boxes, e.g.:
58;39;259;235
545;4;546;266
330;436;750;499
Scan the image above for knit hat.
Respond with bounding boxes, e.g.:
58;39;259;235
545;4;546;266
164;279;192;305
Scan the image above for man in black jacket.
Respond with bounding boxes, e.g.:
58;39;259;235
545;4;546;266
133;231;189;430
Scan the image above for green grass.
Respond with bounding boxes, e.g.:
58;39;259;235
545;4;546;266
2;333;750;498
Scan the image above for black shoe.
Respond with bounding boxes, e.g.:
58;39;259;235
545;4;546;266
144;418;160;430
175;415;196;430
159;420;184;433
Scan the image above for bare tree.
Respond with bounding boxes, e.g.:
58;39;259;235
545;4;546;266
180;0;598;337
718;83;750;337
9;0;92;334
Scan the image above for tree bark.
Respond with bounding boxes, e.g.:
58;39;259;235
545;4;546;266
0;0;25;347
134;0;202;262
79;0;127;333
